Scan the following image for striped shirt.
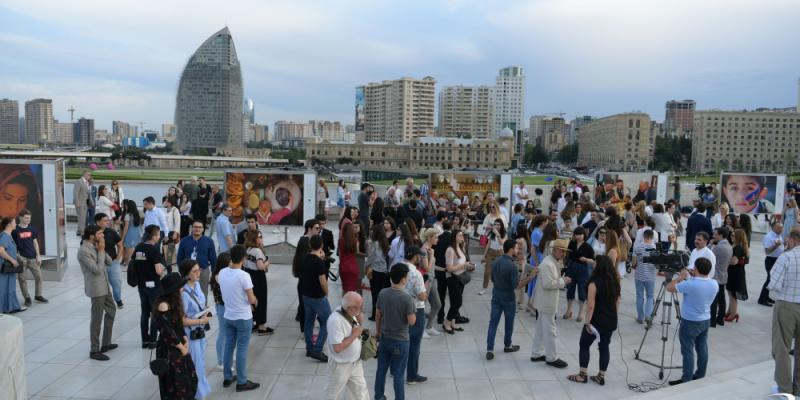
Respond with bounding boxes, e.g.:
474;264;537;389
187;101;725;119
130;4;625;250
768;247;800;303
633;242;657;282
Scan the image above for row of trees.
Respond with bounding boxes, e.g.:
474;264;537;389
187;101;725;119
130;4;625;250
523;143;579;166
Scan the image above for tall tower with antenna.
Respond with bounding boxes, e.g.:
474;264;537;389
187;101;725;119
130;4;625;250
68;106;75;122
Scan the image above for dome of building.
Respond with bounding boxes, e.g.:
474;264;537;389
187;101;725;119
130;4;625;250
498;127;514;138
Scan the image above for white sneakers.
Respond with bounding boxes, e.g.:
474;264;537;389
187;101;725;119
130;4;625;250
425;327;442;336
478;289;486;295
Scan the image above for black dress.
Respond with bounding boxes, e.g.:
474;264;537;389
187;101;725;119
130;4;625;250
155;311;198;400
590;277;618;333
726;245;749;301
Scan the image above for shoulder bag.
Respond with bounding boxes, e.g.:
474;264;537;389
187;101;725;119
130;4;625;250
0;233;22;274
337;309;377;360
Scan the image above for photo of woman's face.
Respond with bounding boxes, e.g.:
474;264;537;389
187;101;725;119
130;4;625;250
0;183;29;218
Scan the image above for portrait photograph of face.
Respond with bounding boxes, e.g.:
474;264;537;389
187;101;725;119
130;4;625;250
0;163;45;248
721;173;776;215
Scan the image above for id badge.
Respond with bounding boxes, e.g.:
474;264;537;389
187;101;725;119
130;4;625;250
145;281;155;288
191;247;197;261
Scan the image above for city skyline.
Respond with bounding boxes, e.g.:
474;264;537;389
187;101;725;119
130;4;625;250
1;0;799;132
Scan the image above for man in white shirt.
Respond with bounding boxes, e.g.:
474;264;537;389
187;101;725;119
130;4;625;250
513;181;529;207
325;292;369;400
142;196;168;240
392;246;428;384
761;222;785;306
767;229;800;395
688;231;716;279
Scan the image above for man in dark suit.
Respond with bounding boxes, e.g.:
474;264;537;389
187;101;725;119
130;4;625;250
315;214;336;273
685;202;713;251
358;183;372;228
434;220;453;324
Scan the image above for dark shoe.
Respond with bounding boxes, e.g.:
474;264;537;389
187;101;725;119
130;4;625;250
100;344;118;353
758;301;774;307
35;296;48;304
89;352;110;361
710;323;716;328
223;376;237;388
530;356;546;362
235;380;260;392
257;327;275;335
142;342;156;349
716;318;725;327
504;345;520;353
9;307;27;314
668;379;683;386
116;300;123;309
546;359;568;369
24;297;32;307
407;375;428;384
486;351;494;360
455;316;470;324
309;352;328;362
368;316;376;321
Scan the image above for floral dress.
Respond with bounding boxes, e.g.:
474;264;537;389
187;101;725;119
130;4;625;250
155;309;198;400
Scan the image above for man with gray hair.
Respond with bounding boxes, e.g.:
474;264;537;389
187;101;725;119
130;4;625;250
325;291;369;400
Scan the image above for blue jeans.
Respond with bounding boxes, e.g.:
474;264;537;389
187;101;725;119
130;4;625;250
224;317;253;385
107;260;122;302
679;318;710;383
635;279;655;322
486;297;516;352
374;338;410;400
215;304;227;365
407;308;425;380
303;296;331;354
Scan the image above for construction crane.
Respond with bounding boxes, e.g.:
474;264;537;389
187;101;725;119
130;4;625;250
67;106;76;122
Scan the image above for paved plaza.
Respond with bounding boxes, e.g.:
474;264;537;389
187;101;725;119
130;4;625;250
14;222;778;399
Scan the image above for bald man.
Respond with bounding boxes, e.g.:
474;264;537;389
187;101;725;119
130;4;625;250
325;292;369;399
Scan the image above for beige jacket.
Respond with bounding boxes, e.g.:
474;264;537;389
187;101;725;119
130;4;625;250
532;255;566;315
78;241;113;298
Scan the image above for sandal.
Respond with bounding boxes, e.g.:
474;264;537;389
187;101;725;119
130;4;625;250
590;374;605;386
453;326;464;332
562;311;572;320
567;372;587;384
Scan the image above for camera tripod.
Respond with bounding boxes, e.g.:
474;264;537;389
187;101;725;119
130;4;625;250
634;272;682;380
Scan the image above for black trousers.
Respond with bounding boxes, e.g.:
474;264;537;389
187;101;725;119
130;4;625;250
760;256;778;303
710;283;726;325
295;281;305;333
436;270;448;323
446;276;465;321
138;286;159;343
370;271;390;318
246;268;268;326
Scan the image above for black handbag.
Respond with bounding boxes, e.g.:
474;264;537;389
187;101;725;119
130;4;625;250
148;346;169;376
1;259;22;274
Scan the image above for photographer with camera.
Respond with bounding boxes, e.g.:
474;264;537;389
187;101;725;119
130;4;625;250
325;291;370;400
179;259;211;398
667;257;719;386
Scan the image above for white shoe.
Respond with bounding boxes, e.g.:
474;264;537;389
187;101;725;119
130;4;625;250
478;289;486;295
426;328;442;336
423;331;431;339
216;363;223;371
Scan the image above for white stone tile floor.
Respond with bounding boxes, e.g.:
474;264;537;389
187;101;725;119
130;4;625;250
9;222;780;399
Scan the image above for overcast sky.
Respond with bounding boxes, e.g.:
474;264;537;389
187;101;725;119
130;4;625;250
2;0;799;132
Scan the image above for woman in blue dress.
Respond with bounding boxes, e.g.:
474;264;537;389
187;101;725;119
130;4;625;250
120;199;143;266
0;217;24;313
179;260;211;399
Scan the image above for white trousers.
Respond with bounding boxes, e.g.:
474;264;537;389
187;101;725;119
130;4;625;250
326;359;370;400
531;311;558;362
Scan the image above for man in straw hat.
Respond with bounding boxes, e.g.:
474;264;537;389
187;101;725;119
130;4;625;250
530;238;572;368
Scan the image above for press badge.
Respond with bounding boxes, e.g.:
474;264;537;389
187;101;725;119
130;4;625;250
145;281;156;288
191;246;197;261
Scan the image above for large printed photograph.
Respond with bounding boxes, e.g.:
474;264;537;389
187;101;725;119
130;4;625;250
720;173;778;216
225;172;304;226
429;172;502;214
594;172;664;208
0;163;45;249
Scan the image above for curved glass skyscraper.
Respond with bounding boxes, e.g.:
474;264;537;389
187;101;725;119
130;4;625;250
175;27;243;154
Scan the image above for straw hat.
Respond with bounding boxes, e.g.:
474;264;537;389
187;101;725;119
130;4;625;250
552;239;571;252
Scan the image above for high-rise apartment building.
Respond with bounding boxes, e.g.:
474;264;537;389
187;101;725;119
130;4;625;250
310;120;344;141
569;115;594;144
664;100;696;136
53;120;74;144
24;98;53;145
494;66;525;134
161;123;176;138
0;99;19;144
359;76;435;142
113;121;138;140
577;112;652;171
73;118;94;146
274;121;314;141
438;85;494;138
175;27;244;154
253;124;268;142
691;109;800;174
529;115;567;148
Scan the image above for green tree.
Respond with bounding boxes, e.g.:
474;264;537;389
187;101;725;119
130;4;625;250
524;144;549;166
556;143;579;164
652;136;692;172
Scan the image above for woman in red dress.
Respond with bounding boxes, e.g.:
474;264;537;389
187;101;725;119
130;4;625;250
339;222;359;293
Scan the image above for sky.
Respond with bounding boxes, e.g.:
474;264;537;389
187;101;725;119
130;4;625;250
1;0;800;132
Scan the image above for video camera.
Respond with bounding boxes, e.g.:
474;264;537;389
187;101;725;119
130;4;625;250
643;249;689;275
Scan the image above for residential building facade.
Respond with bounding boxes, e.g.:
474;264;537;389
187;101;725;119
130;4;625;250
577;112;652;171
438;85;494;138
664;100;695;136
359;76;435;142
73;118;94;146
274;121;314;141
53;121;74;144
494;66;525;134
0;99;19;144
691;109;800;174
24;98;53;145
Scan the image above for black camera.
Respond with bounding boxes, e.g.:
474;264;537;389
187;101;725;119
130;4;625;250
189;327;206;340
643;249;689;275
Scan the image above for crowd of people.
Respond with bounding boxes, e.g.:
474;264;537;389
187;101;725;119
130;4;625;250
3;171;800;398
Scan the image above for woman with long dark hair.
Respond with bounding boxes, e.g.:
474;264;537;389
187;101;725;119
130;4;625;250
389;223;413;266
0;216;24;313
479;218;507;296
443;229;475;334
339;222;359;293
179;193;192;238
152;272;198;399
0;166;42;235
244;230;272;335
383;217;396;243
120;199;142;267
738;214;752;245
564;227;595;321
95;185;114;219
567;255;620;386
178;260;211;399
725;228;749;322
366;224;390;320
339;206;359;230
370;197;385;228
